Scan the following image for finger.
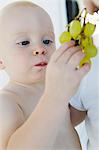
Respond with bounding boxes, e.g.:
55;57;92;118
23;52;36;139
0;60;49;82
50;40;75;62
84;0;97;13
77;63;91;78
68;51;85;68
58;46;82;64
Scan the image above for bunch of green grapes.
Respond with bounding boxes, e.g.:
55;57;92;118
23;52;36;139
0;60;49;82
59;8;98;68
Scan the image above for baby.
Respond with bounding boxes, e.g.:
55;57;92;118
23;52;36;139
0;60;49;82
69;0;99;149
0;1;90;150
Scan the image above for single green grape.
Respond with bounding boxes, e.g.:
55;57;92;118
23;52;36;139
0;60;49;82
84;45;97;58
81;37;93;48
84;22;96;37
69;20;82;39
59;31;71;44
79;56;91;67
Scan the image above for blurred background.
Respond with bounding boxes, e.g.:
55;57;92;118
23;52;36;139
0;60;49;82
0;0;99;149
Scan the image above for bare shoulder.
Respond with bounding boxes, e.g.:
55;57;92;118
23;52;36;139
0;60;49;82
0;90;25;150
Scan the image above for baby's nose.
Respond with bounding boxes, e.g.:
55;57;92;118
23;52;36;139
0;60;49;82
32;49;47;56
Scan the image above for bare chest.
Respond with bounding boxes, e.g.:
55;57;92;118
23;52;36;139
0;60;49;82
16;91;42;120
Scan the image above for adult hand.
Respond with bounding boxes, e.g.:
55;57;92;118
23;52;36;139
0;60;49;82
84;0;99;14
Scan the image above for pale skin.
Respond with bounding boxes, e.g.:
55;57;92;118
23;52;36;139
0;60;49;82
83;0;99;14
0;2;90;150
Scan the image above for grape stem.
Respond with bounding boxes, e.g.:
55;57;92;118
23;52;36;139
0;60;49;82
83;8;88;26
65;24;70;31
75;8;87;20
80;8;88;37
65;8;87;30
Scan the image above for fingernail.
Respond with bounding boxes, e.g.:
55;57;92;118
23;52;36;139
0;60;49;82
84;63;91;71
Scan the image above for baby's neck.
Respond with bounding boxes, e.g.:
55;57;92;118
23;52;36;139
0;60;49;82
3;79;45;99
10;80;45;90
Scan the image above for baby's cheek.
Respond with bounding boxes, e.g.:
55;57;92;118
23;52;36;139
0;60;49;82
11;54;28;72
47;52;53;62
14;51;28;63
47;47;55;60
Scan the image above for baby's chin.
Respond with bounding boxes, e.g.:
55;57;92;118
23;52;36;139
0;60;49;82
30;67;46;83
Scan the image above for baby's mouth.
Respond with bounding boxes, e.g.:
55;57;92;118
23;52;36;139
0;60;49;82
34;61;48;67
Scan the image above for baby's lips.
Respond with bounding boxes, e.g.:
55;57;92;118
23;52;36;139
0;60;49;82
34;61;48;66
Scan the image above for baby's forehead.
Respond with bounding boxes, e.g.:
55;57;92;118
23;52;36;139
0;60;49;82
0;1;54;41
0;1;51;23
1;1;40;12
0;1;54;32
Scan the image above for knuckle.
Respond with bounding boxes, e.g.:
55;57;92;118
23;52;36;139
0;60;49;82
76;51;85;58
68;46;79;54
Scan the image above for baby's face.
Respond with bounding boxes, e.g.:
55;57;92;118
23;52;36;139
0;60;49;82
0;3;55;84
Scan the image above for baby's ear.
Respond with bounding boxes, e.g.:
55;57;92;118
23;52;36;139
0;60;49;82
0;59;6;69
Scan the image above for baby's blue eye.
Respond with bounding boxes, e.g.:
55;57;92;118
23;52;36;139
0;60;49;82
17;40;30;46
43;40;53;45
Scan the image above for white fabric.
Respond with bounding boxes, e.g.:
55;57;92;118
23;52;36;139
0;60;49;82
70;55;99;150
